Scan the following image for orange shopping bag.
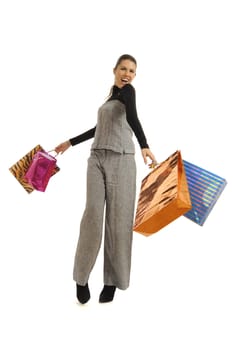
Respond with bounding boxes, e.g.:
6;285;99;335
133;150;192;236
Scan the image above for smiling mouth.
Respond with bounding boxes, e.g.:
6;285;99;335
121;78;129;83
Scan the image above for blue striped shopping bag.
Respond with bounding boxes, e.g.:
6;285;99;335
183;160;227;225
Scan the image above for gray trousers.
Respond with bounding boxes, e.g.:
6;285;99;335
73;150;136;290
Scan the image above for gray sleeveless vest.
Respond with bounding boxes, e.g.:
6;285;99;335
91;100;135;154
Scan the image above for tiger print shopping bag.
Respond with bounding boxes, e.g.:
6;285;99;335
133;150;192;236
9;144;60;193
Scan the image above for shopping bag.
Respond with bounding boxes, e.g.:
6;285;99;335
183;160;227;225
133;150;192;236
24;150;57;192
9;145;60;193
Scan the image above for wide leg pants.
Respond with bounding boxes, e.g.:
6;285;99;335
73;149;136;290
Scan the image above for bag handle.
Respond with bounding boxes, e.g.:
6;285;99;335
47;149;59;158
149;162;160;170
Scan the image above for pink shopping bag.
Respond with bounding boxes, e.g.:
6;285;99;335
24;150;57;192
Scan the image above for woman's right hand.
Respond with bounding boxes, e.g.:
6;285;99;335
54;140;71;154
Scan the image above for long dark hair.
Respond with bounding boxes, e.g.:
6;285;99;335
106;54;137;99
113;54;137;70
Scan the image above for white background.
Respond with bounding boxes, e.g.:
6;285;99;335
1;1;232;349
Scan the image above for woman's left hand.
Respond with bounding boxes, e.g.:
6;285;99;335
141;148;158;168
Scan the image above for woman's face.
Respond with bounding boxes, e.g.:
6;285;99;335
113;59;136;88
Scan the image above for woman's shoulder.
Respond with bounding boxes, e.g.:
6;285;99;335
122;83;135;92
121;84;136;98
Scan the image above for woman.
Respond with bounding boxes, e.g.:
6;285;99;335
55;54;157;304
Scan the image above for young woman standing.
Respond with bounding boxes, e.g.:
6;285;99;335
55;54;157;304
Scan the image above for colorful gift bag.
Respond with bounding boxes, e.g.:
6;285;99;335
24;151;57;192
9;145;60;193
183;160;227;225
133;150;192;236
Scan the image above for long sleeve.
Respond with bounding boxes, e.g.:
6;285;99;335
114;84;149;149
69;127;96;146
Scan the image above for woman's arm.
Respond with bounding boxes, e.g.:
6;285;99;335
121;85;157;166
54;126;96;154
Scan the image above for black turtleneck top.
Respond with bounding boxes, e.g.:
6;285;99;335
69;84;149;149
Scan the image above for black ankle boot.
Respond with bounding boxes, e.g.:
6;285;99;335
76;283;90;304
99;285;116;303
